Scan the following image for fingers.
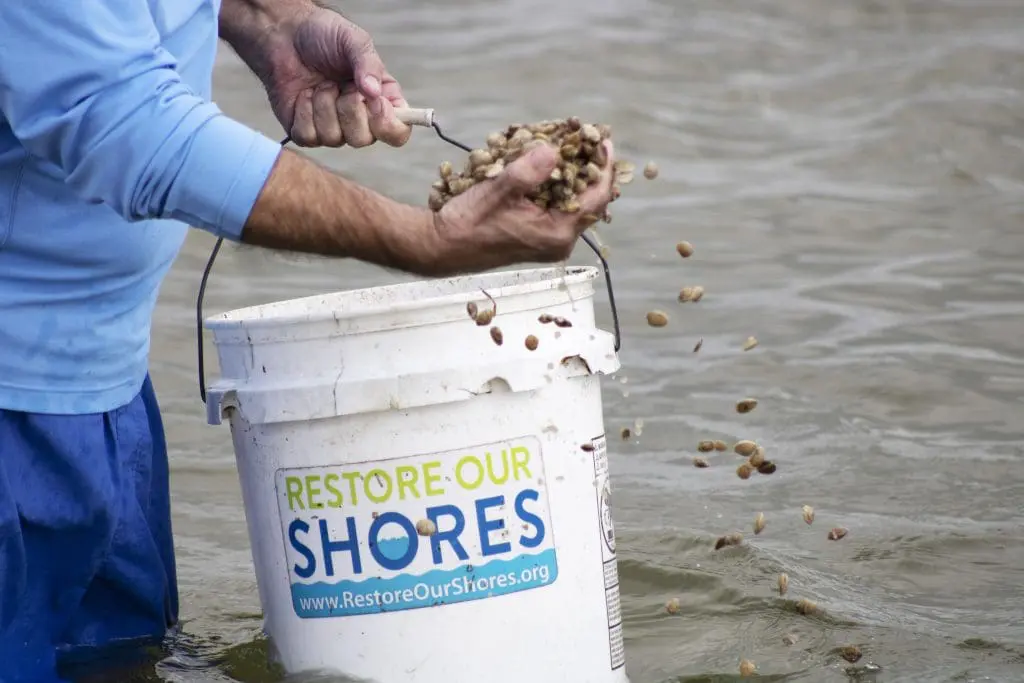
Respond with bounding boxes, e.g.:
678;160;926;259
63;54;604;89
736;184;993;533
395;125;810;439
290;89;319;147
367;96;412;147
497;144;560;196
312;84;344;147
335;88;374;148
574;140;616;222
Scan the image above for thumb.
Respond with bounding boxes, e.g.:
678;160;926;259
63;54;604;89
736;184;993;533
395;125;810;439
346;32;385;99
495;143;559;198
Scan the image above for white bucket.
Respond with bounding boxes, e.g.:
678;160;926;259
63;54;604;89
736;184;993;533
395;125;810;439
203;266;628;683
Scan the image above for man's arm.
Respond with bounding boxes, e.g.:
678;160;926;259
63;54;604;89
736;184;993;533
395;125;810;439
0;1;438;273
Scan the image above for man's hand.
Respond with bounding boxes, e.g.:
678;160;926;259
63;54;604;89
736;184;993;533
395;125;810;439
423;140;617;276
221;1;411;148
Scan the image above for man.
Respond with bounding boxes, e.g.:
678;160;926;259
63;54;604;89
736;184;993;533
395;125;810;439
0;0;616;680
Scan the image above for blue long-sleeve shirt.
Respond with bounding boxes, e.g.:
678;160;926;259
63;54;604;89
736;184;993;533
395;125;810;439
0;0;283;414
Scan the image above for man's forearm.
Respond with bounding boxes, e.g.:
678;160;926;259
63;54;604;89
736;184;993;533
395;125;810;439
241;149;440;275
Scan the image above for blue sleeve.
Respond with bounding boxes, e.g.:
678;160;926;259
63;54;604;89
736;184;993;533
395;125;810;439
0;1;282;241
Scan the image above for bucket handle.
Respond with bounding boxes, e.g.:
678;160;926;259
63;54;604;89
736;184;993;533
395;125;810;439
196;138;623;406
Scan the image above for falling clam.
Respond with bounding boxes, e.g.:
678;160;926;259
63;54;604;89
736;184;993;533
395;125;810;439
802;505;815;525
778;573;789;595
714;532;744;550
736;463;755;480
415;518;437;537
678;286;705;303
753;512;766;535
828;527;848;541
676;241;694;258
693;456;709;468
646;310;669;327
734;440;758;457
736;398;758;414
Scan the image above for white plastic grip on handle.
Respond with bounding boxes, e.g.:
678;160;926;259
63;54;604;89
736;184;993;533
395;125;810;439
394;107;435;127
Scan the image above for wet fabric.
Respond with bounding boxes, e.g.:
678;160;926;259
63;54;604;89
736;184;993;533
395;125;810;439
0;375;178;683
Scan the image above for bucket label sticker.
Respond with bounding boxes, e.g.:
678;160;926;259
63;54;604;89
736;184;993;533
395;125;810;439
591;434;626;671
275;436;558;618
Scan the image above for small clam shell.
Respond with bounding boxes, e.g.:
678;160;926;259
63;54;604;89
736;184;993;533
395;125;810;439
697;440;716;453
748;447;766;468
734;440;758;457
736;398;758;414
798;505;815;528
643;161;659;179
439;161;453;178
428;189;445;211
802;505;815;525
678;286;705;303
840;645;863;663
736;462;755;480
714;532;744;550
580;442;595;452
484;160;505;178
782;633;798;646
713;440;728;451
676;241;695;258
646;310;669;327
489;326;503;346
510;128;534;144
693;456;709;468
553;316;572;328
613;160;635;174
743;336;759;351
620;427;631;439
486;132;506;148
795;598;817;615
524;334;539;351
466;302;479;319
560;144;580;159
739;660;756;677
538;313;554;324
469;149;494;168
415;518;437;536
757;461;777;475
828;527;848;541
665;597;681;615
778;572;789;595
580;123;601;143
474;308;494;326
753;512;766;535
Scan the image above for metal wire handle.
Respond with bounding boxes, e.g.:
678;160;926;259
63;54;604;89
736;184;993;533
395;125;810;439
197;123;622;405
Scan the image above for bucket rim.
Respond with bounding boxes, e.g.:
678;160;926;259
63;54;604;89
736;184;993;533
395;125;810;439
203;265;600;331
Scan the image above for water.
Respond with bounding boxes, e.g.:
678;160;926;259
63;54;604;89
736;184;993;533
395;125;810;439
127;0;1024;680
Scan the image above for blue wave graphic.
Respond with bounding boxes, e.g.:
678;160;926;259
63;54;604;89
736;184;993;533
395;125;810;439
291;549;559;618
374;535;411;562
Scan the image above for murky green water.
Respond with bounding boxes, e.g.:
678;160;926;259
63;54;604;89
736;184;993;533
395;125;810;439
101;0;1024;680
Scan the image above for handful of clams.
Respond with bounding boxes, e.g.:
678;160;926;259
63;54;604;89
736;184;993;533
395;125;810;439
428;117;636;221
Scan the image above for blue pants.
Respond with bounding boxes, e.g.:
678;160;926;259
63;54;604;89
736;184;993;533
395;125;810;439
0;375;179;682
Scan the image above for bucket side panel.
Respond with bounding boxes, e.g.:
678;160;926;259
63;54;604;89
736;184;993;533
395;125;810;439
228;375;628;683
